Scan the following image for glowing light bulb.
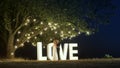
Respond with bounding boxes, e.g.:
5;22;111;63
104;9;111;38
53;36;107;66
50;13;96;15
27;40;30;42
35;27;38;29
50;38;52;41
78;32;81;34
55;31;58;34
11;52;14;56
41;22;43;25
27;36;31;39
25;34;27;37
20;43;24;47
68;31;71;34
68;23;71;25
51;28;54;31
17;39;20;42
18;31;21;34
15;45;18;49
72;28;75;30
40;32;43;35
33;19;36;22
48;22;52;26
32;43;36;46
54;23;58;26
60;34;64;37
86;31;90;35
26;19;30;22
34;36;37;39
44;27;48;31
31;32;34;34
28;34;30;36
24;23;28;26
53;26;57;30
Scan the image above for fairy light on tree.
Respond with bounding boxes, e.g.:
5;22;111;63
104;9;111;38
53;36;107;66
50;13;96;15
0;0;114;59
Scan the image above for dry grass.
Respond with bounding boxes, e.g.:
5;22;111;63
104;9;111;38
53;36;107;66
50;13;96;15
0;58;120;68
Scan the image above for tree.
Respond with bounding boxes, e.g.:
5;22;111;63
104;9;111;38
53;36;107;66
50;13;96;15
0;0;114;59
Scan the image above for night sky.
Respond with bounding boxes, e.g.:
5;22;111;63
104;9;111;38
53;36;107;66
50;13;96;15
68;0;120;58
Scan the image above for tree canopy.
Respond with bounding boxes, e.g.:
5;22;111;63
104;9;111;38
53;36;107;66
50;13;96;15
0;0;114;58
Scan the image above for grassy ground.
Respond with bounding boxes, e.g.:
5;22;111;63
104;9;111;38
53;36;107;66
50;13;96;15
0;58;120;68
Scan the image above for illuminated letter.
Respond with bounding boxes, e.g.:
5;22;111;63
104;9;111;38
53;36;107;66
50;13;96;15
59;44;68;60
37;42;47;60
69;43;78;60
47;43;54;60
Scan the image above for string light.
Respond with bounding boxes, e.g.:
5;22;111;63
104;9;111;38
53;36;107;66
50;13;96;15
24;23;28;26
50;38;53;41
78;32;81;34
40;32;43;35
55;31;58;34
20;43;24;47
27;36;31;39
68;23;71;25
11;52;14;56
60;34;64;37
31;32;34;34
51;28;54;31
35;27;38;29
41;21;43;25
32;43;36;46
33;19;36;22
26;19;30;22
18;31;21;34
48;22;52;26
16;39;20;42
72;28;75;30
34;36;37;39
44;27;48;31
54;23;58;26
27;40;30;42
14;45;18;49
25;34;27;37
27;34;30;36
43;46;45;48
53;26;57;30
86;31;90;35
68;31;71;34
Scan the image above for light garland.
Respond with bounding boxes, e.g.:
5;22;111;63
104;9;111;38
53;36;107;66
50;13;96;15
33;19;36;22
14;45;18;49
55;31;58;34
31;32;34;34
18;31;21;34
26;19;30;22
68;31;71;34
11;52;14;56
44;27;48;31
86;31;90;35
39;31;43;35
78;32;81;34
27;36;31;39
34;36;37;39
16;39;20;42
40;21;43;25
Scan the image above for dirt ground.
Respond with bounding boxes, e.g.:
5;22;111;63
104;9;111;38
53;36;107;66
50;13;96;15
0;58;120;68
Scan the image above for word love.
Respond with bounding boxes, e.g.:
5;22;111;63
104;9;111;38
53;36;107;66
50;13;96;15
37;42;78;61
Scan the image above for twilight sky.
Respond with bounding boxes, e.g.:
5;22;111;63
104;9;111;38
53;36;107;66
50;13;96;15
68;0;120;58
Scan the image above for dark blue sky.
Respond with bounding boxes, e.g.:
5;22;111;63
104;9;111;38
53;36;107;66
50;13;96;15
66;0;120;58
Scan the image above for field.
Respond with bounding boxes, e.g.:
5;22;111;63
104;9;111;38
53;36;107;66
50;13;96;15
0;58;120;68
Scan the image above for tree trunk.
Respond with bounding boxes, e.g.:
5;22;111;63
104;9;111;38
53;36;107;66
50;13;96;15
6;34;15;59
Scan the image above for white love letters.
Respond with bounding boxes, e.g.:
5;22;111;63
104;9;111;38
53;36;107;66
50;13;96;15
37;42;78;61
